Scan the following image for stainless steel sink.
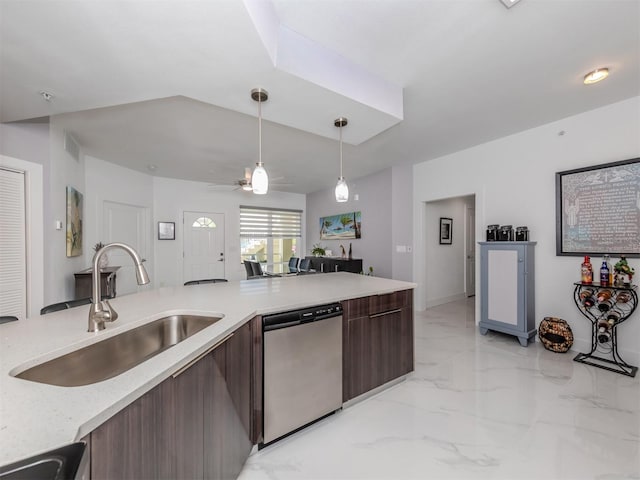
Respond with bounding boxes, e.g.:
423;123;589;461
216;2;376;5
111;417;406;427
14;315;222;387
0;442;86;480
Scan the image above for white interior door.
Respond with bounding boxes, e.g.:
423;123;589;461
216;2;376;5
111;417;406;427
0;168;26;318
183;211;225;282
466;206;476;296
103;201;150;296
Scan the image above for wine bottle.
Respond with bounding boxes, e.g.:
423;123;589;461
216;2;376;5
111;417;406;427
581;256;593;284
600;260;610;286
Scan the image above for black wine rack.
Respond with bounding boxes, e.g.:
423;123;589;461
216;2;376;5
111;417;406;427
573;282;638;377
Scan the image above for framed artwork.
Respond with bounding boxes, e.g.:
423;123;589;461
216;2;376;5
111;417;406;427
66;186;83;257
439;217;453;245
319;211;361;240
556;157;639;257
158;221;176;240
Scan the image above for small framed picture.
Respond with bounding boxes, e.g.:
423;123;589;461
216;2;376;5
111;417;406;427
439;217;453;245
158;221;175;240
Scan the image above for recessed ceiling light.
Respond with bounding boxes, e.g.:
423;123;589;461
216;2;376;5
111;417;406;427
39;91;54;102
583;68;609;85
499;0;522;9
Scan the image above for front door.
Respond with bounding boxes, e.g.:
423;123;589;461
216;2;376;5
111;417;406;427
183;212;225;283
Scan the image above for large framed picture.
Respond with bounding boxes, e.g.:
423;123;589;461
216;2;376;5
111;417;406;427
319;211;361;240
556;157;639;257
439;217;453;245
66;186;83;257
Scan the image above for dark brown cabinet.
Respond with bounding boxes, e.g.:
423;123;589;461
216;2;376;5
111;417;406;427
305;256;363;274
74;267;119;299
342;290;414;401
90;320;253;480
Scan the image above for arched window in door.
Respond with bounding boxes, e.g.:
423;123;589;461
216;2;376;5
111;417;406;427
192;217;217;228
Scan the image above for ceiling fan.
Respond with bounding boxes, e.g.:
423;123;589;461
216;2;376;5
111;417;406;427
209;167;292;192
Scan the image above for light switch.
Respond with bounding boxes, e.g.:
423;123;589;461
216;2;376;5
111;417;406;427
396;245;407;253
55;220;63;230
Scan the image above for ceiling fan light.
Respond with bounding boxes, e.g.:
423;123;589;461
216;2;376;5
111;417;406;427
242;183;253;192
335;177;349;202
252;164;268;194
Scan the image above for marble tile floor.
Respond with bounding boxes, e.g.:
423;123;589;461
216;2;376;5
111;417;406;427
238;298;640;480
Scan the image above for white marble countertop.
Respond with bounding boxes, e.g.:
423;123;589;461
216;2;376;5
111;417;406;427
0;272;415;466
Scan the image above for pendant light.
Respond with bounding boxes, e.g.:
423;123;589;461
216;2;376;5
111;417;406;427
251;88;269;195
334;117;349;202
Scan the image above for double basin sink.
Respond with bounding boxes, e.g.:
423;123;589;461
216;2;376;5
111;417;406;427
14;314;222;387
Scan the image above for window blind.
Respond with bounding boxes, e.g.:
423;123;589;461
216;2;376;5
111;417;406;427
0;168;26;319
240;206;302;238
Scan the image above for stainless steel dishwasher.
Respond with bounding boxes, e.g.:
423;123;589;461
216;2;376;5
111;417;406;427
262;303;343;446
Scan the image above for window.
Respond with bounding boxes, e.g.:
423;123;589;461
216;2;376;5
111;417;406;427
240;206;302;274
192;216;216;228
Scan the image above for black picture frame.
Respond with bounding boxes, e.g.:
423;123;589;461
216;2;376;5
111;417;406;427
158;221;175;240
439;217;453;245
555;157;639;257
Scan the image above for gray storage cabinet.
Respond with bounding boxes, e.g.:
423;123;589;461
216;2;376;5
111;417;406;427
478;242;536;346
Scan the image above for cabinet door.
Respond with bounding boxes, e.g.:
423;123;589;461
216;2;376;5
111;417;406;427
346;308;413;400
90;375;178;479
204;322;253;480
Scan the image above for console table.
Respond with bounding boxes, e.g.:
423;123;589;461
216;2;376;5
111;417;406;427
74;267;120;300
305;256;363;274
572;282;637;377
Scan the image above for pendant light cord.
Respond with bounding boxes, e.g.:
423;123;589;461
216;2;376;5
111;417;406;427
339;123;343;179
258;96;262;166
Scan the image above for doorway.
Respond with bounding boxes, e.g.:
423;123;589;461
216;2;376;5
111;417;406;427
183;211;225;283
422;194;476;308
0;167;26;318
465;205;476;297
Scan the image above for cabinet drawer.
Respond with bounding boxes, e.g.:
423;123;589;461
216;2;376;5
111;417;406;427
369;290;409;315
342;296;369;318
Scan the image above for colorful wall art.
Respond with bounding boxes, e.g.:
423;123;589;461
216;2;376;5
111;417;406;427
319;211;361;240
66;186;83;257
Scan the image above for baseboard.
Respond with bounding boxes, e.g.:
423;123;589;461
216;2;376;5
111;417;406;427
425;292;466;309
343;375;408;409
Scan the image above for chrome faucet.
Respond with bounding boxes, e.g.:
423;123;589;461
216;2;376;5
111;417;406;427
88;242;150;332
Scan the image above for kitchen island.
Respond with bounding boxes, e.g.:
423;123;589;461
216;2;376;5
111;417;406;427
0;272;415;476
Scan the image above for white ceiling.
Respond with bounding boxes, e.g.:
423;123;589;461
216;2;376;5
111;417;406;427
1;0;638;194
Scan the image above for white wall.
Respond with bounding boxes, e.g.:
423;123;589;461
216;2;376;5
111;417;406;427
391;165;414;282
47;118;86;303
153;177;306;285
84;156;155;294
424;195;474;307
0;122;49;167
413;96;640;364
306;169;393;278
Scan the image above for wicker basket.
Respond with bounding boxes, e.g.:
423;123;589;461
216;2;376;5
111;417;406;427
539;317;573;353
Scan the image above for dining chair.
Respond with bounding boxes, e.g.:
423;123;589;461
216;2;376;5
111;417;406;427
298;258;311;272
40;297;93;315
184;279;228;286
288;257;300;273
